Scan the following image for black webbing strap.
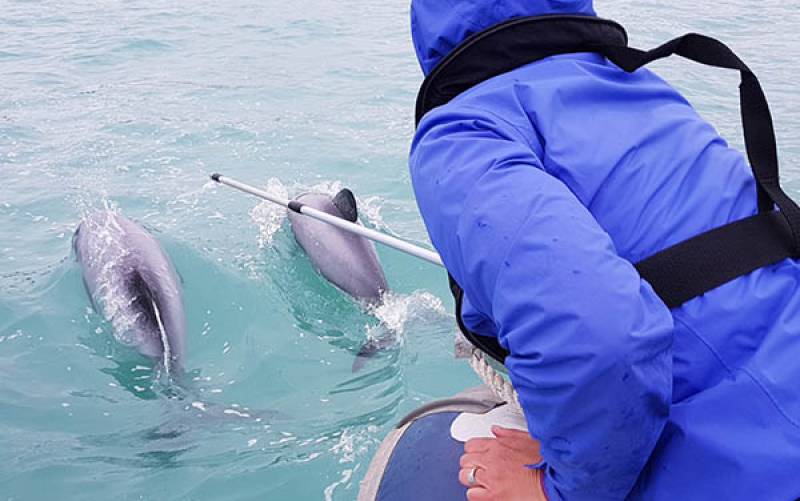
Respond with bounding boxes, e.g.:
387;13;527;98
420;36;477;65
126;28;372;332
598;35;800;307
602;35;800;236
449;274;508;362
635;212;794;308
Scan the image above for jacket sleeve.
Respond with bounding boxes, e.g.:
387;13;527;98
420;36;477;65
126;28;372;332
410;106;674;500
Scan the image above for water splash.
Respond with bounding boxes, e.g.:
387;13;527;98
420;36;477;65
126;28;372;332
170;180;219;214
323;468;354;501
249;177;290;248
368;290;446;337
323;426;378;501
307;179;345;197
359;195;387;231
351;291;447;371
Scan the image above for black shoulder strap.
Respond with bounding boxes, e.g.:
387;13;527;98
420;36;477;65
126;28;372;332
601;35;800;307
449;274;509;362
603;35;798;233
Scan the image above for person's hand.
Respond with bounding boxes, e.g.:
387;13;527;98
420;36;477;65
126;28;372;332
458;426;548;501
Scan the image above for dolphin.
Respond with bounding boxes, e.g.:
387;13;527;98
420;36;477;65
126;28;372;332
288;189;388;304
287;189;392;371
73;211;186;372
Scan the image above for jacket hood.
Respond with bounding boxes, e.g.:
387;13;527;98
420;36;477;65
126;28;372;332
411;0;596;75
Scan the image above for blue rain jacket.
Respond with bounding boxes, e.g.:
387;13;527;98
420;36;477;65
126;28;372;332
409;1;800;500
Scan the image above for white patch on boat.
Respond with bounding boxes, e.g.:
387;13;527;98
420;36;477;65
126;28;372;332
450;404;528;443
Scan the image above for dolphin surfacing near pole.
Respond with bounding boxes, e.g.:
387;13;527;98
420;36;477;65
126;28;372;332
73;211;186;372
211;175;443;370
288;189;388;305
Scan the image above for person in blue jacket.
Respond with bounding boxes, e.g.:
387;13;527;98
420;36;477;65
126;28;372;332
409;1;800;500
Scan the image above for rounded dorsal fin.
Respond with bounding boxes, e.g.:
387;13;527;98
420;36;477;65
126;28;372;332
332;188;358;223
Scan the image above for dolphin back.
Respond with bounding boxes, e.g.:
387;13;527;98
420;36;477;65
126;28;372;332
288;190;388;303
74;212;186;369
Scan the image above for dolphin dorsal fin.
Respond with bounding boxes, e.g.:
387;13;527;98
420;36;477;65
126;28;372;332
332;188;358;223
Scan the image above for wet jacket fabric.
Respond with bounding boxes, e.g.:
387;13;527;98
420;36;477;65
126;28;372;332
409;1;800;500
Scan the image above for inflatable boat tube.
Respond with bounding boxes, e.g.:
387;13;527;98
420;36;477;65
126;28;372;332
358;386;516;501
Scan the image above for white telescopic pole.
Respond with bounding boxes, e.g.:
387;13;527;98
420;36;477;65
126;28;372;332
210;174;445;268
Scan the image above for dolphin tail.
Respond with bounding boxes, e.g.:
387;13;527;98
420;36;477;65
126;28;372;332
351;336;395;372
352;342;377;372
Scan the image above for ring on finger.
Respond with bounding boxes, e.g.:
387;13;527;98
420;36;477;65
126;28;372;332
467;466;479;486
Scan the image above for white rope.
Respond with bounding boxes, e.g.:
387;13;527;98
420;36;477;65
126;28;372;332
468;348;521;410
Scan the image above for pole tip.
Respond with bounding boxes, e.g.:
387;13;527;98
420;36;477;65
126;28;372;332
210;173;222;182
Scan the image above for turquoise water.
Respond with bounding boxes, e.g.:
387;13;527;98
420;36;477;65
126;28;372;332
1;1;798;499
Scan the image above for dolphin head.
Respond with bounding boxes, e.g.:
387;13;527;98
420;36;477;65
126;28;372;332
74;211;186;371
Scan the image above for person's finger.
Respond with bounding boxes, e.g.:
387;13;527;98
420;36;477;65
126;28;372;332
492;427;543;456
458;467;470;487
496;436;542;454
458;465;487;488
491;425;529;438
464;438;494;453
466;486;491;501
494;435;534;450
459;452;487;469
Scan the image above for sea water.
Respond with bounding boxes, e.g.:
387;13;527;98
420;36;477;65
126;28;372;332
1;1;798;499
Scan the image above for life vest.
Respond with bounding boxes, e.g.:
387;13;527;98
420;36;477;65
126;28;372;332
414;15;800;363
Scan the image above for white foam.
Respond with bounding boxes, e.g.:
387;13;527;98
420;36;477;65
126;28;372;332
329;427;376;465
323;427;377;501
307;179;344;197
323;468;354;501
223;408;251;418
249;177;290;249
359;195;387;231
364;291;447;348
191;401;207;412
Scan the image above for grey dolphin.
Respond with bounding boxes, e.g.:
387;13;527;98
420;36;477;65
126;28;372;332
73;211;186;371
288;189;388;304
